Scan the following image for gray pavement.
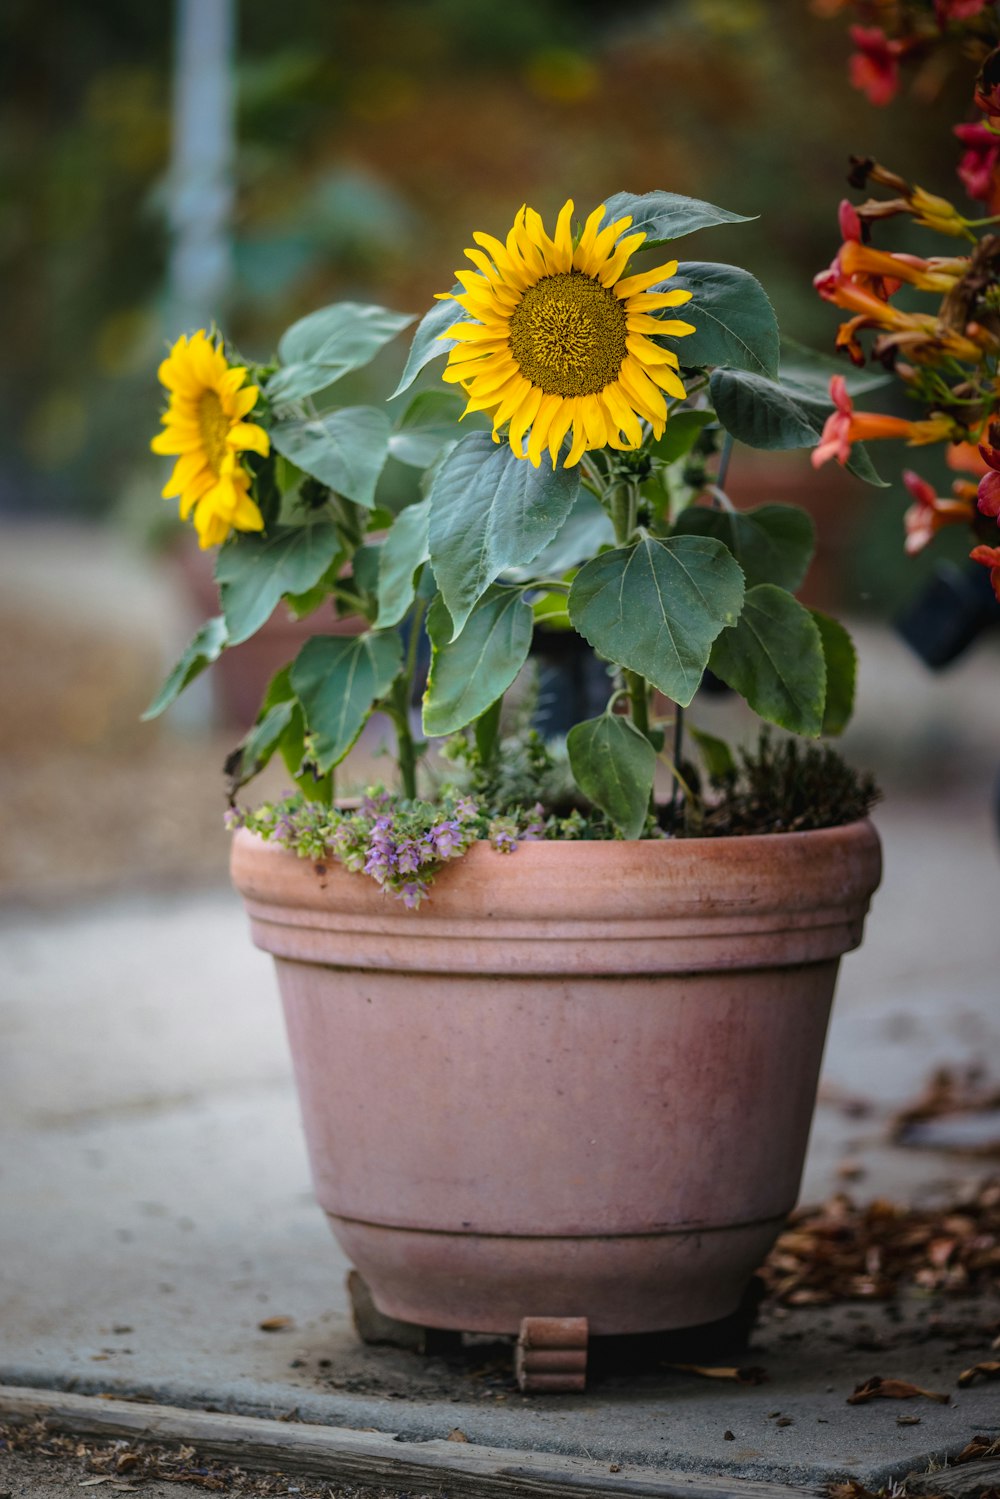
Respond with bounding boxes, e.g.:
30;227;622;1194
2;799;1000;1490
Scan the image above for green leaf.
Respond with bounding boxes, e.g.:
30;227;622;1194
474;695;503;764
501;489;614;582
709;368;888;486
225;701;296;794
215;524;342;645
689;725;736;781
648;410;715;464
810;609;857;736
568;535;745;707
142;616;228;720
710;583;826;737
260;666;310;784
267;302;415;403
390;290;467;399
672;503;815;592
376;498;431;627
600;190;755;246
269;407;391;508
779;337;894;397
566;713;656;840
289;631;403;771
672;262;780;379
428;432;581;639
388;390;470;468
422;588;533;736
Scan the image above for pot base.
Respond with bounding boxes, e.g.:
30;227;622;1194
328;1212;786;1335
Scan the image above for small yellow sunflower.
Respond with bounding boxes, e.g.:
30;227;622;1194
438;199;696;468
151;330;270;549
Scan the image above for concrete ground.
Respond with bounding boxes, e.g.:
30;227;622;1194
2;524;1000;1492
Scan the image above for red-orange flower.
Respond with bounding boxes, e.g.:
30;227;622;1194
976;444;1000;516
848;26;906;106
954;122;1000;206
902;470;977;554
811;377;955;468
936;0;988;21
970;542;1000;599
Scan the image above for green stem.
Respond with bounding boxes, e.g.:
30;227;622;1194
389;600;426;801
669;705;685;829
624;669;651;740
389;678;418;800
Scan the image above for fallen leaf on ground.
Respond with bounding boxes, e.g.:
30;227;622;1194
446;1428;469;1442
78;1481;113;1489
761;1175;1000;1306
953;1436;1000;1464
257;1315;294;1332
897;1415;922;1426
664;1363;768;1384
957;1361;1000;1387
847;1376;950;1405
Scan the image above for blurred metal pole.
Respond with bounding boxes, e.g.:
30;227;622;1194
167;0;236;336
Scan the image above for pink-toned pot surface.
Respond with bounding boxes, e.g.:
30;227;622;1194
231;822;881;1334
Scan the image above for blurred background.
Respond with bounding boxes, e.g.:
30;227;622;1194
2;0;998;905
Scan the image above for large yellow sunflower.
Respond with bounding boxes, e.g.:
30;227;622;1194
151;330;270;549
438;199;696;469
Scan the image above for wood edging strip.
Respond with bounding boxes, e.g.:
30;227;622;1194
0;1383;822;1499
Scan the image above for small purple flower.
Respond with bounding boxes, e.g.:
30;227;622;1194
454;795;479;822
521;802;546;841
489;816;520;854
399;879;429;910
396;839;422;874
223;806;245;831
430;820;463;858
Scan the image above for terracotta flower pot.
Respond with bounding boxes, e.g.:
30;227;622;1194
231;822;881;1336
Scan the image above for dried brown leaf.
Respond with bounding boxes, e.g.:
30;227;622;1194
953;1437;1000;1465
665;1363;768;1384
957;1361;1000;1387
847;1376;950;1405
257;1315;294;1332
446;1428;469;1443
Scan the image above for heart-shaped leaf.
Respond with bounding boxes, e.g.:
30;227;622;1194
811;608;857;736
142;616;228;719
710;583;826;736
268;302;414;403
270;407;391;507
567;713;656;839
216;524;342;645
671;262;780;379
388;389;471;468
672;504;815;592
290;631;403;771
390;290;468;399
428;432;581;639
709;368;888;486
569;534;745;706
422;588;533;736
376;498;431;628
600;190;755;246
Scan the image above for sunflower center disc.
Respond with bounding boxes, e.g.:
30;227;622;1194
508;271;628;397
198;390;231;473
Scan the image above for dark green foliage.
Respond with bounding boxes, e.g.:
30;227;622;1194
678;728;880;838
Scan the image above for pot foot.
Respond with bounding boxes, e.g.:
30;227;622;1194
346;1270;462;1356
515;1316;588;1393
